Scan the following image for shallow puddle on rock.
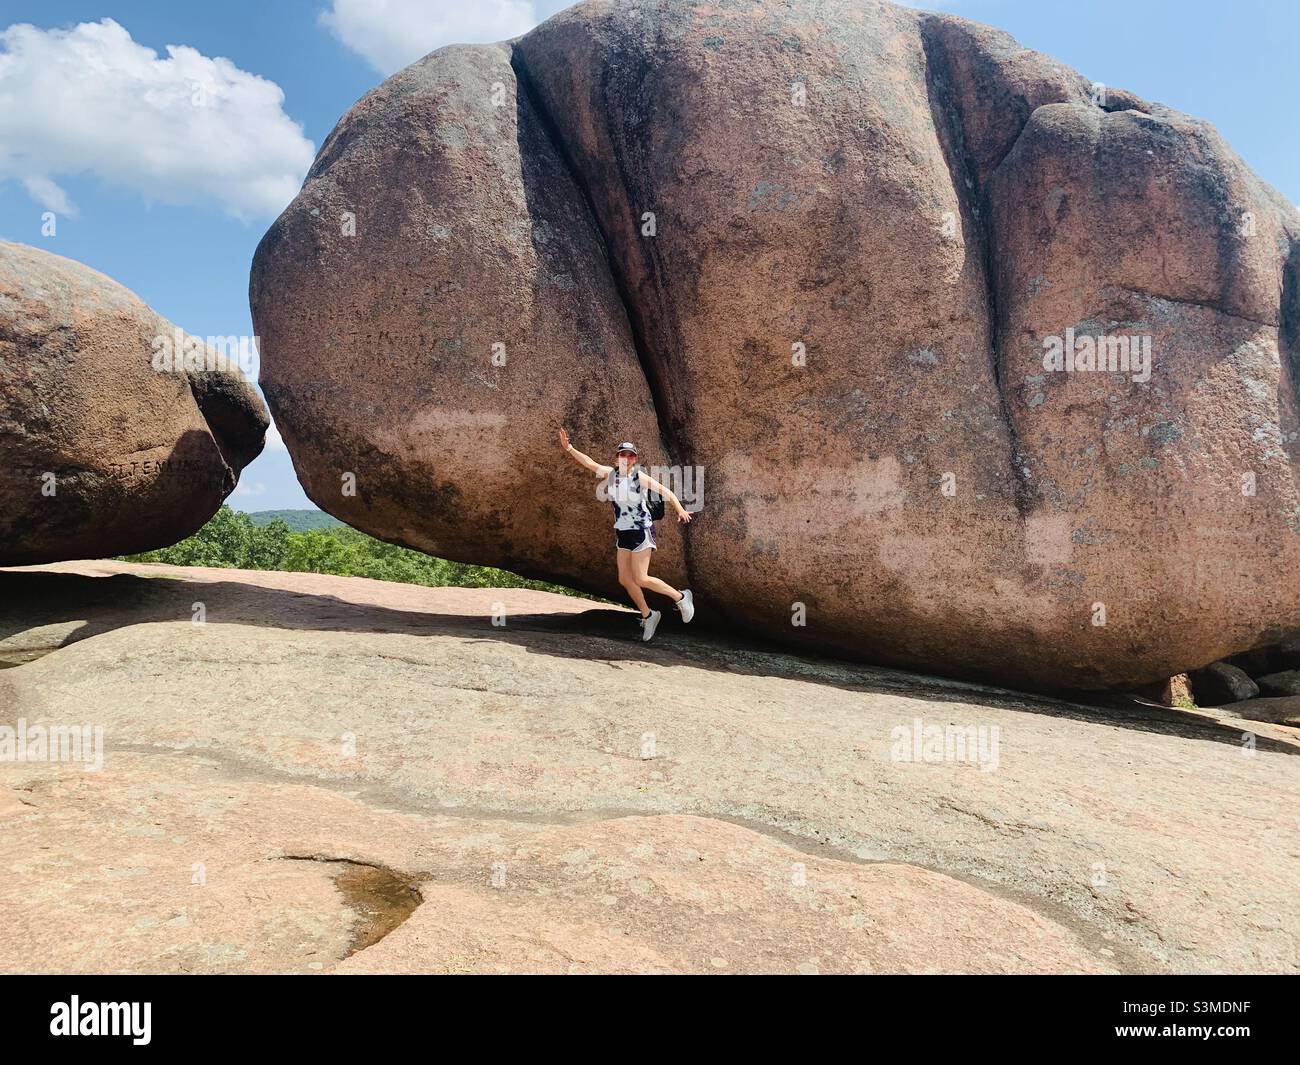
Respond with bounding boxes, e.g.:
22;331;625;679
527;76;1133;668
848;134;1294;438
277;855;424;958
331;861;424;955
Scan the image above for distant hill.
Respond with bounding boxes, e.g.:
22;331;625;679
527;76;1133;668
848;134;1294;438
245;509;343;532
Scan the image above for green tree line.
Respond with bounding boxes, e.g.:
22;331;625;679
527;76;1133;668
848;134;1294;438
120;505;590;598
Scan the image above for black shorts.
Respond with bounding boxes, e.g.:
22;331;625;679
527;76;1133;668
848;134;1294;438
615;525;656;552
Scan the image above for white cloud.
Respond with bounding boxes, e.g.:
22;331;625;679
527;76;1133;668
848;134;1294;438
0;19;315;219
22;174;78;217
320;0;539;75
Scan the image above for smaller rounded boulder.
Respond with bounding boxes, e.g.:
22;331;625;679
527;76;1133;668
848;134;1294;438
0;241;269;565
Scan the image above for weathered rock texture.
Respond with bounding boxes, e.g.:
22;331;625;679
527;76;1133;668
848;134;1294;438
3;562;1297;972
1;241;267;565
1224;697;1300;727
250;0;1300;690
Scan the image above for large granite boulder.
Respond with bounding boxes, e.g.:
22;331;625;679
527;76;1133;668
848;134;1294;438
1;241;268;564
250;0;1300;690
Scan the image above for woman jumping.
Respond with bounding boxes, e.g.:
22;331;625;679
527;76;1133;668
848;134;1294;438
559;427;695;641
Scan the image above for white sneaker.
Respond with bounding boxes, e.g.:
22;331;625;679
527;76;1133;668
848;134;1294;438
639;609;662;641
676;589;695;623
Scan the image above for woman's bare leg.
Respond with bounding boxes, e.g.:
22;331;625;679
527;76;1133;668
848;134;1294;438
631;548;682;602
617;548;651;616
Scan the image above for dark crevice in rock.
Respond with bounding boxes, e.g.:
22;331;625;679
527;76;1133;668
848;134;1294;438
276;854;423;957
509;47;669;448
510;43;697;589
919;17;1034;516
1120;286;1278;328
1282;241;1300;430
1096;85;1152;116
184;368;269;487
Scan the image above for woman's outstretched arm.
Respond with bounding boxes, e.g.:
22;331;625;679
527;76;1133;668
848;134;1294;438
639;472;694;524
558;427;612;476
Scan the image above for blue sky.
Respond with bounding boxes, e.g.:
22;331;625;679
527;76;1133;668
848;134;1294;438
1;0;1295;510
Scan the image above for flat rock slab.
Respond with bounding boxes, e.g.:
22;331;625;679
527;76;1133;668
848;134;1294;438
0;754;1106;975
1;562;1297;973
1221;697;1300;727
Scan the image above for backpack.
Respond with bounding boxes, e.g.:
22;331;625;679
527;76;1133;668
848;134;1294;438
609;467;665;522
647;485;666;522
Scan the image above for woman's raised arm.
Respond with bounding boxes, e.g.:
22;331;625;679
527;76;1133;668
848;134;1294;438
559;427;611;476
